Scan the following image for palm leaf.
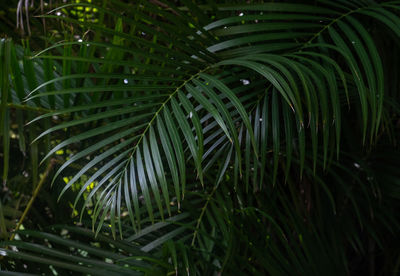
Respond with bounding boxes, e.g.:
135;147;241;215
3;1;400;274
24;0;400;233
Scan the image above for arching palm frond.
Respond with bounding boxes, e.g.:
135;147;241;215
26;0;400;230
2;0;400;275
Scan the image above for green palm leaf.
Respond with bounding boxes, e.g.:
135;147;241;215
3;1;400;274
24;0;400;232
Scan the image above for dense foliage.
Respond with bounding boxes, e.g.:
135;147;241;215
1;0;400;275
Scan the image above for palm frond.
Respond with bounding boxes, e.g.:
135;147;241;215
0;226;170;275
23;0;400;234
2;1;400;275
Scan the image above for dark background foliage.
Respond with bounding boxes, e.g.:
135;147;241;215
1;0;400;275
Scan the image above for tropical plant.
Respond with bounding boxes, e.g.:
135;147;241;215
1;0;400;275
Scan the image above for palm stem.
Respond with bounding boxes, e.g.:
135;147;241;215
6;102;54;114
9;159;55;241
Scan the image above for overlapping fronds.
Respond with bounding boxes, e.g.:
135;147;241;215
0;226;171;275
25;0;400;232
2;0;400;275
0;38;64;191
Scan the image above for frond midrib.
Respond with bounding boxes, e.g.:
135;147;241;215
119;64;214;179
302;3;374;48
